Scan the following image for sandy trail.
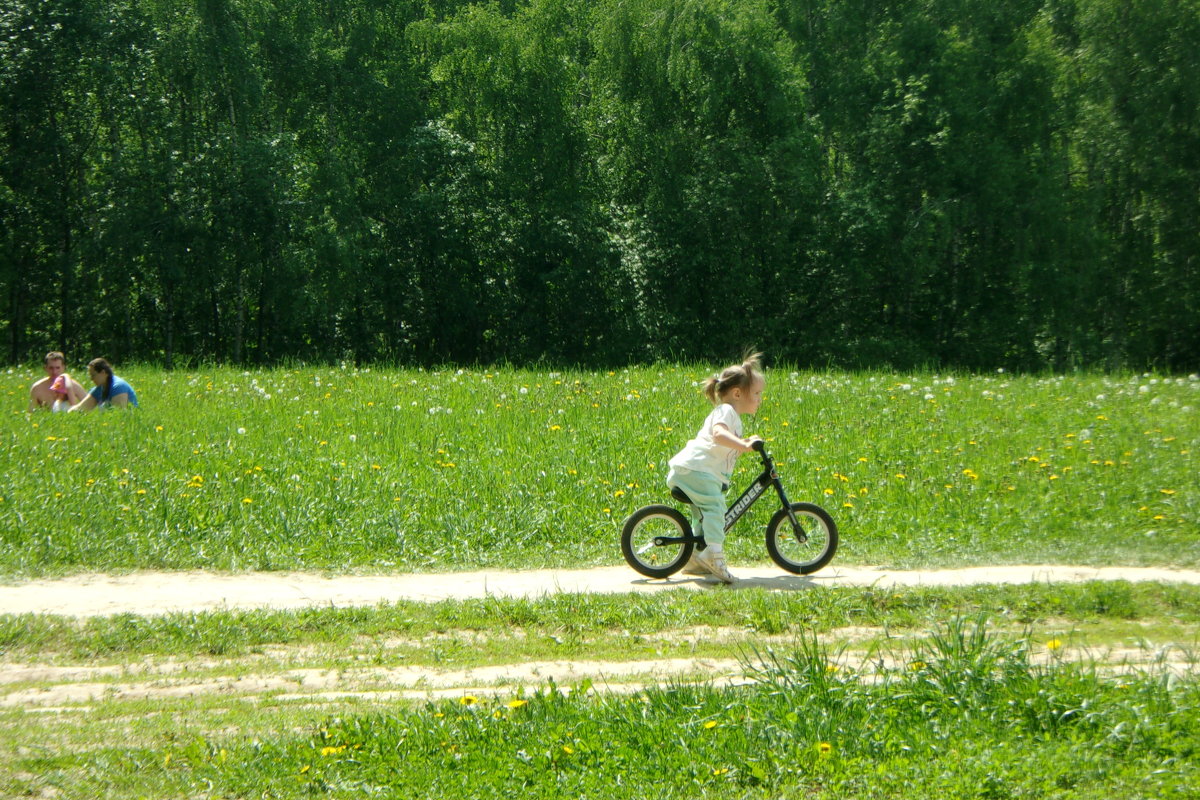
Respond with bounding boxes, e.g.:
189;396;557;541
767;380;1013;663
3;564;1200;618
4;565;1199;711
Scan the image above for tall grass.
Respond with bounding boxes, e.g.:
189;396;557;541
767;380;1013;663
9;620;1199;799
2;366;1196;576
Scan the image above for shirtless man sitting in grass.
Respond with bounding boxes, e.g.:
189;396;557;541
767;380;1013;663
28;351;88;412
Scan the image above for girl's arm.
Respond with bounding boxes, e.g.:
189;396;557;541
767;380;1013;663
712;423;762;452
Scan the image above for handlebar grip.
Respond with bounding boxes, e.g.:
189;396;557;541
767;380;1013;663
751;439;766;453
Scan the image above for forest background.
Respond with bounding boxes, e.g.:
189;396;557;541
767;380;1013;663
2;0;1197;371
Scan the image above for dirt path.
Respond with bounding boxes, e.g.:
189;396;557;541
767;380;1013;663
4;565;1199;717
4;564;1200;618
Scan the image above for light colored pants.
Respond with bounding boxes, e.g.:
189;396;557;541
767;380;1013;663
666;467;728;547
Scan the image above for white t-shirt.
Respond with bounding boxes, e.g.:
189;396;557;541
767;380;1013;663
668;403;743;481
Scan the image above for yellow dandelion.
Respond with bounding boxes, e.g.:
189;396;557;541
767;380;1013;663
242;497;253;504
1159;489;1176;496
713;767;730;776
818;742;833;755
562;745;574;755
703;720;719;730
895;473;906;480
507;699;528;709
1046;638;1063;652
613;489;625;498
549;424;562;431
823;488;834;496
460;695;478;706
371;464;382;470
299;764;310;774
320;745;346;757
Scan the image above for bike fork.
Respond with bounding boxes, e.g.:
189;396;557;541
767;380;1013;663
773;480;808;543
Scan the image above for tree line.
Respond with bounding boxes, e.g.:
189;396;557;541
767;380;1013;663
2;0;1197;370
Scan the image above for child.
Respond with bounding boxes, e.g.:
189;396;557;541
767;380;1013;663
666;353;765;583
49;374;71;412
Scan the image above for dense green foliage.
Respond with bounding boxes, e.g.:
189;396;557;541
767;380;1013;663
3;366;1196;576
2;0;1198;369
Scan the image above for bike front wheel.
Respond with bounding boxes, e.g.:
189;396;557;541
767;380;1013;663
620;505;695;579
765;502;838;575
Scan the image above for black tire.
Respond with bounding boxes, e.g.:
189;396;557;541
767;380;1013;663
620;505;695;579
765;502;838;575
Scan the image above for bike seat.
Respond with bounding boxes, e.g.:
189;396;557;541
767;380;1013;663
670;486;693;505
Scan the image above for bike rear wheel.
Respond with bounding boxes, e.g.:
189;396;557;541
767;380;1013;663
620;505;695;579
765;502;838;575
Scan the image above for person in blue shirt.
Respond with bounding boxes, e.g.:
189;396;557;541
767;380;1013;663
69;357;138;412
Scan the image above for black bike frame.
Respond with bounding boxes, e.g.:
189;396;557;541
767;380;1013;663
722;450;797;532
654;448;807;550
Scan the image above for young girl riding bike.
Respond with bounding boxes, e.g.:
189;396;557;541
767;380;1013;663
665;352;765;583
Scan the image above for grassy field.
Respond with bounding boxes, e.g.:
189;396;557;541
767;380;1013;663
3;364;1198;798
2;365;1196;575
4;584;1200;798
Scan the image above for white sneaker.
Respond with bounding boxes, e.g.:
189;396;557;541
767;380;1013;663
682;553;710;575
696;548;734;584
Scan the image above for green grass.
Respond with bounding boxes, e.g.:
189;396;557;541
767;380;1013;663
3;366;1196;576
4;584;1199;798
6;616;1199;799
3;366;1198;798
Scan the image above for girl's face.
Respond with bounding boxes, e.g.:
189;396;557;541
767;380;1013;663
729;377;764;415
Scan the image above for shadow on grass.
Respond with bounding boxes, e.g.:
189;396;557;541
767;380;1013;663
627;574;819;591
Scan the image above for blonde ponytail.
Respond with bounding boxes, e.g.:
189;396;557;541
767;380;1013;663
702;351;764;404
